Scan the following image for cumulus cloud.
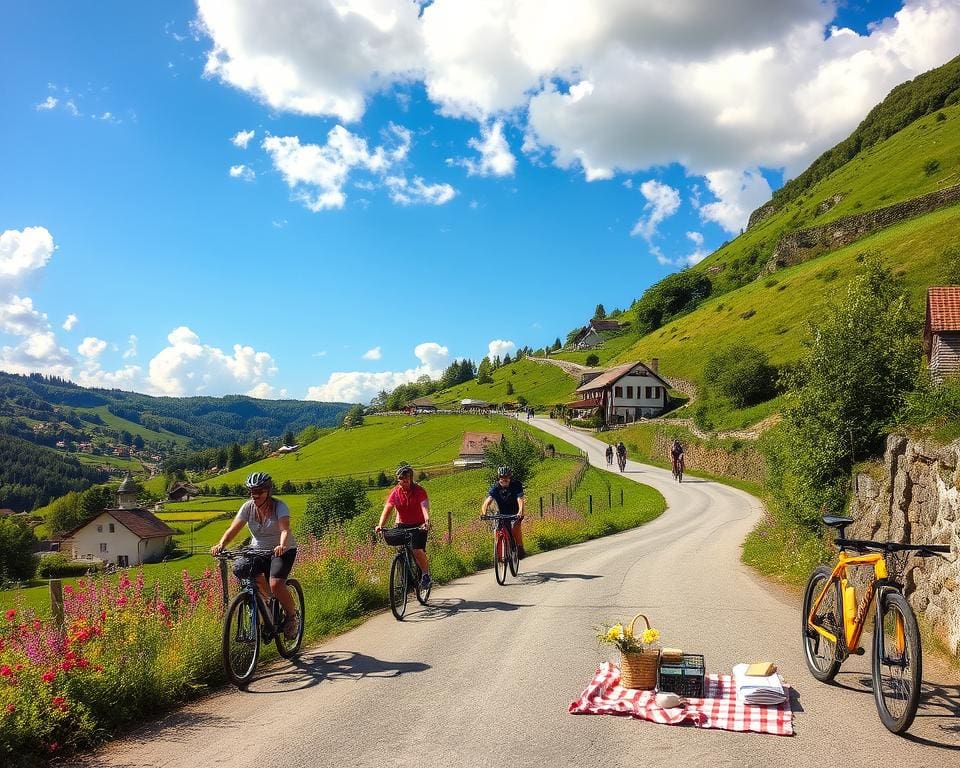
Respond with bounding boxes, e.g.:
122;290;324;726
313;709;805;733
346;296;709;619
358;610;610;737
631;180;681;240
362;346;382;360
0;226;56;285
78;337;108;360
229;164;256;181
122;334;138;359
487;339;516;360
384;175;456;206
231;128;255;148
306;341;450;403
457;120;516;177
36;96;58;110
698;168;773;233
195;0;960;231
62;314;78;331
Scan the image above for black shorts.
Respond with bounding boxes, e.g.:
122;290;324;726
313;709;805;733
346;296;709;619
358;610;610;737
397;523;428;550
250;549;297;581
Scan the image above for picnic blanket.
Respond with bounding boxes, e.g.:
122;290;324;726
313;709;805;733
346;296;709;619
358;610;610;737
569;662;794;736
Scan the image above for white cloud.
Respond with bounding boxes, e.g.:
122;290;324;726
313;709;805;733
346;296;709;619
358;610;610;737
306;341;450;403
231;128;256;148
655;230;710;267
78;337;108;360
698;168;773;233
229;164;256;181
385;175;456;206
36;96;58;110
146;326;279;396
487;339;516;360
62;314;78;331
631;180;681;240
122;334;138;359
362;346;382;360
64;99;80;117
0;226;56;285
458;120;516;177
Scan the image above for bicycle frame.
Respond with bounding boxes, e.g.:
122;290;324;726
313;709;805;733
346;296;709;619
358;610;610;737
236;576;281;639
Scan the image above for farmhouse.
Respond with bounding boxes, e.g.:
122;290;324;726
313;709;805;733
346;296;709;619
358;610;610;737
568;360;669;424
167;481;201;502
924;286;960;383
454;431;503;467
460;398;492;413
572;319;623;350
406;397;438;414
61;474;175;567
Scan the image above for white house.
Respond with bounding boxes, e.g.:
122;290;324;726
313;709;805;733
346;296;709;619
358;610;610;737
924;286;960;383
568;360;669;424
573;319;623;350
61;474;175;567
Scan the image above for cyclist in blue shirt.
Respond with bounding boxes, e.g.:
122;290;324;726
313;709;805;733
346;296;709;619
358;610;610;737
481;465;526;559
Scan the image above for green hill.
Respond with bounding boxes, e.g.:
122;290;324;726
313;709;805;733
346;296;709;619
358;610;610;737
433;358;578;408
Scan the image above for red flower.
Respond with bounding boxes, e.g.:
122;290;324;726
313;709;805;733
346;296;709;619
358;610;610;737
4;609;15;621
0;665;12;677
42;670;56;683
5;703;14;714
48;742;59;753
51;696;68;712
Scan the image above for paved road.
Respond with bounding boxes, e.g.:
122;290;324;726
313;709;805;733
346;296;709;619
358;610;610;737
81;419;960;767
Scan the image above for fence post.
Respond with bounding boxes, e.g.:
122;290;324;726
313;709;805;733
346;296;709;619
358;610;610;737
219;558;229;606
447;509;453;544
539;497;543;518
49;579;64;634
608;488;612;509
589;495;593;515
620;488;624;506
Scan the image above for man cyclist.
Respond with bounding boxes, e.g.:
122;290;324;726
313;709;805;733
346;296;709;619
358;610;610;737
605;444;614;466
481;465;526;559
211;472;299;639
615;441;627;470
670;439;685;477
377;463;432;590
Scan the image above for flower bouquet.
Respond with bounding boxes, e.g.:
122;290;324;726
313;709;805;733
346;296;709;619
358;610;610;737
597;613;661;689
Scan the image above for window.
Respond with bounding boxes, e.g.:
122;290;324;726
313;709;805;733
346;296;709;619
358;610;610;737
97;525;103;533
614;386;623;398
109;523;115;533
626;386;633;399
645;386;653;399
99;543;108;553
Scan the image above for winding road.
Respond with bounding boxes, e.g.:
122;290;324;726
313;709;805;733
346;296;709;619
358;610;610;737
81;419;959;768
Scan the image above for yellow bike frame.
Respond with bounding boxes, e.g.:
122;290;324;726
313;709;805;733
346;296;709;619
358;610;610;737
808;549;895;654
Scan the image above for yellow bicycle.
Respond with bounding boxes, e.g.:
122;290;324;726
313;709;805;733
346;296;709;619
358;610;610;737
802;514;950;734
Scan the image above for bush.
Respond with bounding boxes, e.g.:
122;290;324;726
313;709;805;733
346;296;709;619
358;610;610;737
0;517;38;580
36;553;90;578
923;158;941;175
703;344;777;408
585;353;600;366
300;478;372;537
482;431;542;485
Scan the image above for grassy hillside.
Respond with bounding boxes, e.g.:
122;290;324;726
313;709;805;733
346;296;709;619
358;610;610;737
432;358;578;408
76;405;190;447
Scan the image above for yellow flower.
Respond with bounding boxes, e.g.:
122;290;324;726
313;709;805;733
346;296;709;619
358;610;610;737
641;628;660;645
605;624;623;642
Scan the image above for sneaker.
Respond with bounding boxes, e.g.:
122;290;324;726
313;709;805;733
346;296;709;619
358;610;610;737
420;573;432;590
282;613;300;640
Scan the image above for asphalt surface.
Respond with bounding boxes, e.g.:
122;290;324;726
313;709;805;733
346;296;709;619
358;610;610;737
78;418;960;768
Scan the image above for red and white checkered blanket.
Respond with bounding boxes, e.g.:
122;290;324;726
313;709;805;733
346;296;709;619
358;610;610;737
569;662;794;736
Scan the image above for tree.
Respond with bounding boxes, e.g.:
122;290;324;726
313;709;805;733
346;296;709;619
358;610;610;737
227;443;244;471
506;381;514;395
341;404;365;428
502;353;512;365
634;270;712;334
283;430;295;446
552;338;562;351
300;478;372;537
703;345;777;408
482;431;542;485
132;434;145;450
585;353;600;366
0;517;38;581
593;303;606;320
476;357;494;384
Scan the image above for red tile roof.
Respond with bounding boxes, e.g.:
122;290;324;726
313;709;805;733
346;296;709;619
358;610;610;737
62;509;176;541
928;287;960;332
459;431;503;457
567;398;602;409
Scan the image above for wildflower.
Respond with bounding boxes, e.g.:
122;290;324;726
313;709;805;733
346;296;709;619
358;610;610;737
4;609;15;621
42;670;56;684
0;665;12;678
5;703;14;714
48;742;59;753
51;696;68;712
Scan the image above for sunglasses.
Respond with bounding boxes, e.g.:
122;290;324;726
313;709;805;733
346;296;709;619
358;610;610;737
249;488;269;496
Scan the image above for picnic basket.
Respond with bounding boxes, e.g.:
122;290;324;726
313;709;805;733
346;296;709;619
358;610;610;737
620;613;660;690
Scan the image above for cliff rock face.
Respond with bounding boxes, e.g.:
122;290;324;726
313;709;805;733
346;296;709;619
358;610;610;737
848;434;960;656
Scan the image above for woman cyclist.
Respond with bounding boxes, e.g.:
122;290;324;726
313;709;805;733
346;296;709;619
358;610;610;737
480;465;526;559
211;472;299;639
376;463;432;590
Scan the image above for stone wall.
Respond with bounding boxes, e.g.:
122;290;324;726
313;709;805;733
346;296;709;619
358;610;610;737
747;200;780;230
764;182;960;273
848;434;960;656
650;431;766;484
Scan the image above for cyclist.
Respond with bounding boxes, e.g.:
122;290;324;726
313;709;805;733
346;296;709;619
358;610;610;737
376;463;432;590
211;472;299;639
670;439;685;476
605;444;614;466
480;465;526;559
615;441;627;469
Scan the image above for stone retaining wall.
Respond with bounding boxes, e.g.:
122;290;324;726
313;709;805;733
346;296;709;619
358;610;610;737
848;434;960;656
650;431;766;485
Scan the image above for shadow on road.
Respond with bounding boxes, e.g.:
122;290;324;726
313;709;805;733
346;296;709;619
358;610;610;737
519;571;602;585
245;651;431;694
402;597;531;622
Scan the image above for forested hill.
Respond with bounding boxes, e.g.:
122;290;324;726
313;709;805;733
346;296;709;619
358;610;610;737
0;371;351;453
0;433;106;513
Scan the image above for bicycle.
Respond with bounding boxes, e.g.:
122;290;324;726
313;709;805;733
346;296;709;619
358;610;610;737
213;548;305;689
672;455;684;482
380;527;431;620
802;514;950;734
617;451;626;472
480;513;520;585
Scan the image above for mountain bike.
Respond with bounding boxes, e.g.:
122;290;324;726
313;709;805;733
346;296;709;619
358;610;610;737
380;527;431;620
802;514;950;734
480;513;520;585
214;548;305;689
672;455;684;482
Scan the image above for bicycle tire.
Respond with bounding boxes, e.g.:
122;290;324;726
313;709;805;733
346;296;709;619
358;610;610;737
415;560;431;605
508;534;519;577
872;591;921;734
494;531;508;585
389;553;409;620
801;565;842;682
223;592;260;688
275;578;305;659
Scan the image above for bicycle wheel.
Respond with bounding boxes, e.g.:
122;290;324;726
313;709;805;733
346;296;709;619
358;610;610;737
872;591;921;734
494;531;508;585
801;566;842;682
508;534;519;577
223;592;260;688
389;553;409;620
415;561;431;605
275;578;305;659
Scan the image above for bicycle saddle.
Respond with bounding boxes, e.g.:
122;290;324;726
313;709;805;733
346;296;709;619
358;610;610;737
822;515;854;529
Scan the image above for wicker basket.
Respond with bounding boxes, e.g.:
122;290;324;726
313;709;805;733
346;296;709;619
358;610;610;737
619;613;660;690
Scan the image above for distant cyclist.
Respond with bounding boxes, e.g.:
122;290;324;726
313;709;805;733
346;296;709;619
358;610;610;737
377;463;432;590
605;444;614;466
211;472;299;639
481;465;526;559
615;441;627;471
671;439;685;479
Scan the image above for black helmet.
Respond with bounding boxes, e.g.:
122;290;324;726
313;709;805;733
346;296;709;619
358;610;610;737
244;471;272;489
395;463;414;479
497;465;512;477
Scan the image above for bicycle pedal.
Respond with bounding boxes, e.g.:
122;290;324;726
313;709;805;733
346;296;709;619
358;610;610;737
852;647;865;655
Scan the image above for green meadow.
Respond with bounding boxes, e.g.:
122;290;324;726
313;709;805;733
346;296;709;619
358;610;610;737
432;358;578;408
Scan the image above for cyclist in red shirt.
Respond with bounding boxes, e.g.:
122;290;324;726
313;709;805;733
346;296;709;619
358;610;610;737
376;463;432;590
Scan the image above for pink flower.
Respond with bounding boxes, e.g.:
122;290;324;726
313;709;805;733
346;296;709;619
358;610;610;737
4;609;15;621
42;670;56;683
0;665;12;678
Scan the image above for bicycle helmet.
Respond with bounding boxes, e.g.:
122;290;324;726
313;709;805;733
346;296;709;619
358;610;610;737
395;463;414;479
244;471;273;489
497;465;512;477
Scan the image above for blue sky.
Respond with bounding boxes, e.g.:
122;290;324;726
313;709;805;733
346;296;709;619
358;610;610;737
2;1;957;402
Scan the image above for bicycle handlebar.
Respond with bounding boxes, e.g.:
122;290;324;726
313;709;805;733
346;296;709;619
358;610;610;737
480;513;520;520
836;538;951;556
212;547;275;559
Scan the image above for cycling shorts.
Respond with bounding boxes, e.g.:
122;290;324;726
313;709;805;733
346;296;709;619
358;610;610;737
250;548;297;580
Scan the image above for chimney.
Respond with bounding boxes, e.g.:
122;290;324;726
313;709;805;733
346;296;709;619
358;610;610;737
649;358;659;374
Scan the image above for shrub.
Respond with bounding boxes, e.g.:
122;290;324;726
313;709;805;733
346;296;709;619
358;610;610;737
703;345;777;408
300;478;372;537
585;353;600;366
0;518;38;581
483;431;542;485
923;158;941;175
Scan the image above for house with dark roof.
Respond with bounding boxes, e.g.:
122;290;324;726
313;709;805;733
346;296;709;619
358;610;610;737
406;396;438;414
568;360;669;424
61;474;175;566
167;481;201;502
455;431;503;467
924;286;960;383
573;319;624;350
